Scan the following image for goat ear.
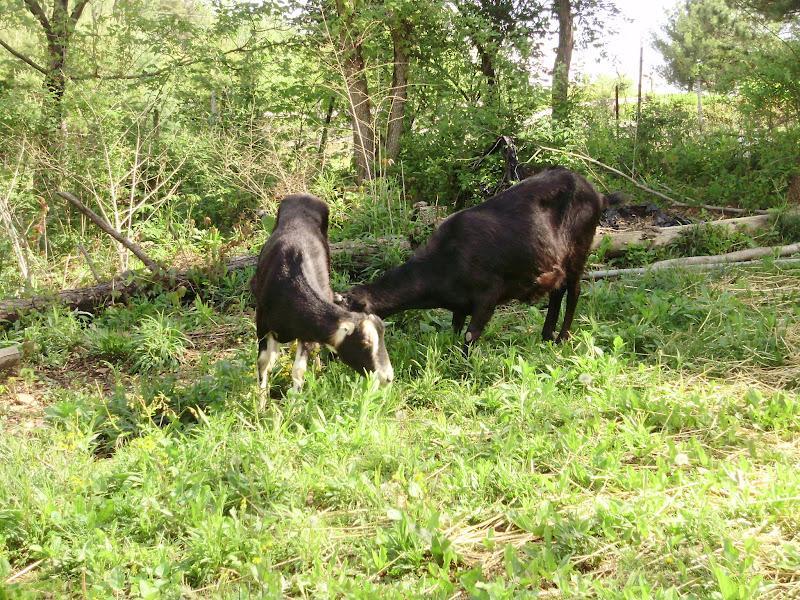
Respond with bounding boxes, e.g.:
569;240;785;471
330;320;355;347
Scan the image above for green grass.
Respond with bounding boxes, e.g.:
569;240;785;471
1;265;799;598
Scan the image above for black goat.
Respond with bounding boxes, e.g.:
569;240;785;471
250;194;393;392
340;167;619;348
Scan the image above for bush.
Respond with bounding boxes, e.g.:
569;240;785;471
131;313;188;374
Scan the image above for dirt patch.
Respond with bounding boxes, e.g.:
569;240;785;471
0;377;48;432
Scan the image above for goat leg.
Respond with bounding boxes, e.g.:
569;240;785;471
312;343;322;371
452;310;467;336
541;286;566;342
462;302;497;353
257;334;280;405
292;341;313;390
556;278;581;343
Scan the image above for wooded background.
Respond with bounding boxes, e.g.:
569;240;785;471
1;0;799;298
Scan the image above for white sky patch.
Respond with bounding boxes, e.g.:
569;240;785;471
570;0;683;92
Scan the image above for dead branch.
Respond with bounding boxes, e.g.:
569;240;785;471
56;191;163;275
651;242;800;269
0;37;48;75
536;145;769;216
588;257;800;280
77;243;101;284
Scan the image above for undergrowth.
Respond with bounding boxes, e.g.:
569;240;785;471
1;264;799;598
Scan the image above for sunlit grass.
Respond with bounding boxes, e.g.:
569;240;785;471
1;265;799;598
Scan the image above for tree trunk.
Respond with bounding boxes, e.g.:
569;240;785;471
335;0;377;183
25;0;88;132
551;0;574;121
346;49;376;182
475;41;497;89
695;77;704;131
385;18;411;164
318;96;335;156
23;0;89;195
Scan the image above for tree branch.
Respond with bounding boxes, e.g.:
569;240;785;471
56;191;164;275
23;0;52;35
535;145;770;215
71;40;260;81
0;37;48;75
70;0;90;24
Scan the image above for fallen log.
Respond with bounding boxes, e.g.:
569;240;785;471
588;257;800;280
649;242;800;269
592;213;781;257
0;236;410;326
589;242;800;279
0;213;789;325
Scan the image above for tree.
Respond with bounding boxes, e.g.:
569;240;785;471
333;0;377;183
456;0;549;98
550;0;619;121
739;0;800;18
385;14;412;163
653;0;760;127
551;0;573;120
0;0;89;133
653;0;757;93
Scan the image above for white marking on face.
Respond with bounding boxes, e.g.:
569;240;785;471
362;318;393;384
362;318;380;363
330;320;355;347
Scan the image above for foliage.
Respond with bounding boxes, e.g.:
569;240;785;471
1;2;800;597
653;0;760;91
0;0;797;300
130;313;188;374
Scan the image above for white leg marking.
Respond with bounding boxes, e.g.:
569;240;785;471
292;342;310;390
309;343;322;370
257;334;280;391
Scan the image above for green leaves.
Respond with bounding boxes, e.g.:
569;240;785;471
653;0;759;91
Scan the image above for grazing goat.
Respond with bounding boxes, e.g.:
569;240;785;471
250;194;394;391
339;167;619;349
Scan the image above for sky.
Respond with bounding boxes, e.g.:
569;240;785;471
571;0;683;92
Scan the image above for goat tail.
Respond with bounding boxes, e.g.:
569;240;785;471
603;192;626;208
536;265;566;291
